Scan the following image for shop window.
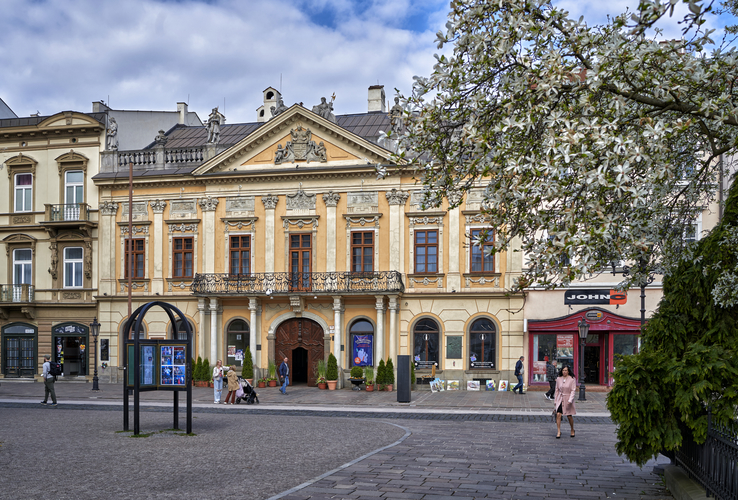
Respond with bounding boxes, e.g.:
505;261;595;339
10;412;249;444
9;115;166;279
351;231;374;273
14;173;33;212
468;318;496;369
414;230;438;273
531;333;575;382
226;319;249;367
63;247;84;288
52;323;88;376
169;319;194;341
413;318;440;368
614;334;641;357
173;237;194;278
229;236;250;275
125;238;145;278
349;319;374;367
470;229;494;273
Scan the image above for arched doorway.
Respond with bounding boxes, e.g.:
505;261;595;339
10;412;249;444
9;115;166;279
275;318;324;386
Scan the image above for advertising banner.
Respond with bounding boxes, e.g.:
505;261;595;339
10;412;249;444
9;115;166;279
352;335;373;366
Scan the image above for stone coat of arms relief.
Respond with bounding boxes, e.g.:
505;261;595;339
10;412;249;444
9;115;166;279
274;126;327;164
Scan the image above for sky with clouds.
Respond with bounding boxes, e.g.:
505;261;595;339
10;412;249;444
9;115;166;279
1;0;735;124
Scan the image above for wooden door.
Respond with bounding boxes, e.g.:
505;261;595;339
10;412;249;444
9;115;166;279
275;318;324;386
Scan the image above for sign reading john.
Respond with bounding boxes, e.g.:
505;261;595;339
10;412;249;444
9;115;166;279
563;289;627;305
274;126;327;164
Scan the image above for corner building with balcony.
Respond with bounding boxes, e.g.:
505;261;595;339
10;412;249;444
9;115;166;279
93;86;525;387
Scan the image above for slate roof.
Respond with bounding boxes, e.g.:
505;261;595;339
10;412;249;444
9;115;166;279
0;112;107;129
152;111;391;150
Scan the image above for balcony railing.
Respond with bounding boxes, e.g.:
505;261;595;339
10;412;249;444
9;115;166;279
44;203;90;222
191;272;404;295
0;284;35;303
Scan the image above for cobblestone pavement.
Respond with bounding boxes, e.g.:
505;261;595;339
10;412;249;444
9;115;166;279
0;381;610;414
0;404;671;500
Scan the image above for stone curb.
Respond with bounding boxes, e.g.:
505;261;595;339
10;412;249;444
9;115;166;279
664;464;708;500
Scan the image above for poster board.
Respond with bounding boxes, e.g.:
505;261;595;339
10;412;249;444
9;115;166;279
127;341;189;390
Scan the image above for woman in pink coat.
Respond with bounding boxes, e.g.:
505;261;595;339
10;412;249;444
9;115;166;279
554;365;577;438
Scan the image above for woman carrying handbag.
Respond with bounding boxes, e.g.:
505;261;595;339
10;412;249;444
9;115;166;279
554;365;577;438
224;365;239;404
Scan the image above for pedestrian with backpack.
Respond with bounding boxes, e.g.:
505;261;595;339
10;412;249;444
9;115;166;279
41;355;58;406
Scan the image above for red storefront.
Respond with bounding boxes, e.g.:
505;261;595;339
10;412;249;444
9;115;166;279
528;308;642;387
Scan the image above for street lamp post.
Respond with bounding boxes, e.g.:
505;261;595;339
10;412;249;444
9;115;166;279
90;317;100;391
577;318;589;401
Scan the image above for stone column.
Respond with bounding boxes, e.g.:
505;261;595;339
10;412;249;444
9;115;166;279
99;201;119;296
333;295;343;388
262;195;279;273
375;296;385;366
150;200;167;295
209;297;218;363
199;196;219;274
447;192;462;291
385;189;408;272
388;295;399;364
197;298;207;360
248;297;258;367
322;192;340;272
267;329;276;371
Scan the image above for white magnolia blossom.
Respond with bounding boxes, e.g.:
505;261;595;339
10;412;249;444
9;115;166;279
386;0;738;298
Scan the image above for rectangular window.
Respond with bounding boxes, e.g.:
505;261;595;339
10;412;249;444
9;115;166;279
13;249;32;285
173;237;194;278
414;230;438;273
64;247;84;288
470;229;494;272
351;231;374;273
64;170;84;220
290;234;311;290
125;239;145;279
229;236;250;275
14;173;32;212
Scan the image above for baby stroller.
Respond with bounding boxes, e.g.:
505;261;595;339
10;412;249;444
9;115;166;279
235;377;259;405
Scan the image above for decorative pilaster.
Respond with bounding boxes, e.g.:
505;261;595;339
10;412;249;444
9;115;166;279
375;296;385;366
386;189;408;273
333;296;343;387
447;203;461;291
323;191;340;272
200;196;219;274
262;194;279;273
99;201;119;296
150;200;167;294
197;298;207;359
210;297;219;363
388;295;399;365
248;297;258;368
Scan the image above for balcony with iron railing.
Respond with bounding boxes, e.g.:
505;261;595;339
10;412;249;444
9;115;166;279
44;203;91;222
191;272;404;296
0;284;35;303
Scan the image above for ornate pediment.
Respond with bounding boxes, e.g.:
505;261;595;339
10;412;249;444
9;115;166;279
286;184;316;210
274;126;327;164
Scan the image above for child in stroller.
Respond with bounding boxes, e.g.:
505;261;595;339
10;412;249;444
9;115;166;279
235;377;259;405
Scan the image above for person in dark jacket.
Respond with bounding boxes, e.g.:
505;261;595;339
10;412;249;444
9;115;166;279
512;356;525;394
278;357;289;395
545;357;557;400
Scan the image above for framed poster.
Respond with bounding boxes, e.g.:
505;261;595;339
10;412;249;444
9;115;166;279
498;379;509;391
160;345;187;386
446;380;460;391
467;381;480;391
141;345;155;386
486;380;496;391
352;334;373;367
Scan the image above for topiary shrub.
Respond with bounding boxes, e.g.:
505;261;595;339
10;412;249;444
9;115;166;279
195;356;203;381
385;358;395;385
376;359;386;386
202;358;210;381
243;348;254;379
350;366;363;378
608;179;738;466
326;353;339;381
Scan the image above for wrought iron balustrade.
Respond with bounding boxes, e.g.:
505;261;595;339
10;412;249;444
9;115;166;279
45;203;90;222
191;272;404;295
0;284;35;303
675;410;738;500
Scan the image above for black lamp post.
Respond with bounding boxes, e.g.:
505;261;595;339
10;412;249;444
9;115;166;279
612;257;655;327
577;318;589;401
90;317;100;391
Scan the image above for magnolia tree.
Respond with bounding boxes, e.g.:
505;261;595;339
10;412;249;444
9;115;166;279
387;0;738;294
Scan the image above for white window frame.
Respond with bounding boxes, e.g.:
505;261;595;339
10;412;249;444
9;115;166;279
14;173;33;213
63;246;84;288
13;248;32;285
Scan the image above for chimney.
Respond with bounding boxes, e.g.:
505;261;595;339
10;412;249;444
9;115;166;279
177;102;188;124
92;101;110;113
368;85;386;113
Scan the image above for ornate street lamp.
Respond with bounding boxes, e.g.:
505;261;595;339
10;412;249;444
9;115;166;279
577;318;589;401
90;317;100;391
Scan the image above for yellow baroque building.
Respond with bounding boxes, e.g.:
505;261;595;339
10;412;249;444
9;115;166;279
93;87;525;387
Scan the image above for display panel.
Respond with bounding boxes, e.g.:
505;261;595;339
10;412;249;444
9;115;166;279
127;341;188;389
160;345;187;386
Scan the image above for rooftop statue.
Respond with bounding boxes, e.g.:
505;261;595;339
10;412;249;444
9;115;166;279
206;107;225;144
312;96;336;123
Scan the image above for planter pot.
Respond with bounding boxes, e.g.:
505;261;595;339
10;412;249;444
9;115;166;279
365;384;375;392
258;382;266;388
385;384;393;392
268;380;277;387
327;380;337;390
318;382;327;390
195;381;207;387
208;382;213;388
349;378;365;391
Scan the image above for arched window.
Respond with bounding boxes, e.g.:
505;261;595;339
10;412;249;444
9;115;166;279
413;318;440;369
168;319;195;341
226;319;249;367
469;318;497;370
349;319;374;367
121;318;147;339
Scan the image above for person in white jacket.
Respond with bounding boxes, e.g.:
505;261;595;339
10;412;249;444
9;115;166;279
212;360;224;404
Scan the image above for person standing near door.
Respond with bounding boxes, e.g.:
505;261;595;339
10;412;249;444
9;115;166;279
279;357;289;395
513;356;525;394
41;355;57;406
212;360;224;404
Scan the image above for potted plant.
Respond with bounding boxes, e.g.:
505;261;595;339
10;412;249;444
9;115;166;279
193;357;202;386
243;347;254;385
326;353;338;390
268;359;277;387
364;366;375;392
349;366;365;390
385;358;395;392
376;359;386;391
257;377;267;388
202;358;211;388
315;359;327;389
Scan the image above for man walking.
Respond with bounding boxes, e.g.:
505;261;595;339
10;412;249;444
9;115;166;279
278;357;289;395
545;357;557;400
513;356;525;394
41;355;57;406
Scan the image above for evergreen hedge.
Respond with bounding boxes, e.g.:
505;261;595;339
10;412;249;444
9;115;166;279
243;348;254;379
385;358;395;385
326;353;339;381
376;359;386;385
